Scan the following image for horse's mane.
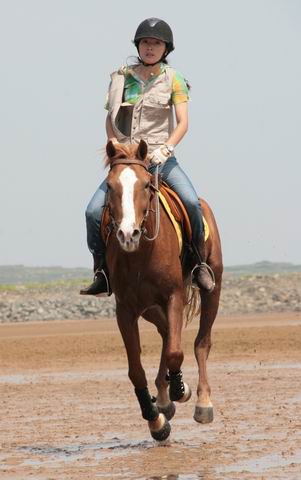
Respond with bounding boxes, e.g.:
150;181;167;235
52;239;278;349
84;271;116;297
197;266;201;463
104;143;143;168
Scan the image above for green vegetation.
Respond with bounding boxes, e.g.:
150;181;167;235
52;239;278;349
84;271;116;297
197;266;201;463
0;265;91;285
1;262;300;290
0;278;90;292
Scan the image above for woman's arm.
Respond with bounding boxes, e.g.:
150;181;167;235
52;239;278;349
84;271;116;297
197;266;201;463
150;101;189;164
166;101;189;147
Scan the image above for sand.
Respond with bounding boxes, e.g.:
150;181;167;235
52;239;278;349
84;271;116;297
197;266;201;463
0;312;300;479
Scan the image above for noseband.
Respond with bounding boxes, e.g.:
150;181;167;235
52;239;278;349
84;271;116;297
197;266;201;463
108;158;160;241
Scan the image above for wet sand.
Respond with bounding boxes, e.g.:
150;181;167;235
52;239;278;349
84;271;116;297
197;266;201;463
0;312;301;479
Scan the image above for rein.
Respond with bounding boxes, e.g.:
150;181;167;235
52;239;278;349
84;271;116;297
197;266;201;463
108;158;160;242
143;165;160;242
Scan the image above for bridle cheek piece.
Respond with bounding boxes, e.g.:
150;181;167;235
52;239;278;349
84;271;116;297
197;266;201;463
107;159;159;241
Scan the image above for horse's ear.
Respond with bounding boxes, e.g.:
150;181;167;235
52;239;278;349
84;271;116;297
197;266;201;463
137;139;148;161
106;140;116;159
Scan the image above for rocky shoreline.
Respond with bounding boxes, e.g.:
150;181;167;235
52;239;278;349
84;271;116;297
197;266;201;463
0;273;300;323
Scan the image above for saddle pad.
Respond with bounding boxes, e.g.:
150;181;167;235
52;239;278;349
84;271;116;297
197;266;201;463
159;191;183;253
158;192;210;256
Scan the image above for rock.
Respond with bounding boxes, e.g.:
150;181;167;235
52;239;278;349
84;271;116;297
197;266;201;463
0;273;300;323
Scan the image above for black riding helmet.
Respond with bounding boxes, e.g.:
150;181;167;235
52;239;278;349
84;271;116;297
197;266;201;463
134;18;175;58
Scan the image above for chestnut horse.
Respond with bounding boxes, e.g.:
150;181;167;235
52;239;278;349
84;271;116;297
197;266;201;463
104;140;223;441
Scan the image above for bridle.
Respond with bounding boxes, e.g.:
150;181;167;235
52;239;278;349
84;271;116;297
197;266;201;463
108;159;160;242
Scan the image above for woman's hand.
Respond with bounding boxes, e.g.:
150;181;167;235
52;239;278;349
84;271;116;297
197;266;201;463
150;145;171;165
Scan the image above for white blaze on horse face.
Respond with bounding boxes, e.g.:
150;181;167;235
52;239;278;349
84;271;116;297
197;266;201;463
119;167;138;237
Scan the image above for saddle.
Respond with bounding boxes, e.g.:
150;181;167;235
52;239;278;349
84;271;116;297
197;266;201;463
159;183;192;253
101;182;209;255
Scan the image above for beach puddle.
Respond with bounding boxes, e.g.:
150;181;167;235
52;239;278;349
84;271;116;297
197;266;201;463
217;450;301;474
4;437;163;468
1;361;301;386
287;393;301;404
146;475;204;480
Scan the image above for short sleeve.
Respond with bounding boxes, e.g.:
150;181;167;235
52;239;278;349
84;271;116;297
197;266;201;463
171;71;189;105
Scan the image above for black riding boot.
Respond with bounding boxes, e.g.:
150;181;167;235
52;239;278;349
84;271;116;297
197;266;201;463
80;255;112;296
192;240;215;293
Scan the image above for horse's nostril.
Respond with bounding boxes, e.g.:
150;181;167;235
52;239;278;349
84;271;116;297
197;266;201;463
132;229;141;240
117;229;125;243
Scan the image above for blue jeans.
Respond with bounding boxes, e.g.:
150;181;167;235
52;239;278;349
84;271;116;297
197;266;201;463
85;156;204;258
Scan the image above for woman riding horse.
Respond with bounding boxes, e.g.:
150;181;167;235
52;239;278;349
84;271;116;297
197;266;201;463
81;17;215;296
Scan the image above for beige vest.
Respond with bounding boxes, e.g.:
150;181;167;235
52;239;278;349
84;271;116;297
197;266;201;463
107;65;175;153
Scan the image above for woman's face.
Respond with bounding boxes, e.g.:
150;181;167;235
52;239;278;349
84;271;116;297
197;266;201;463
138;37;166;65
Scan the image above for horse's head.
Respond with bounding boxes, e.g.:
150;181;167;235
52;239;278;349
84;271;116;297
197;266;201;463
105;140;153;252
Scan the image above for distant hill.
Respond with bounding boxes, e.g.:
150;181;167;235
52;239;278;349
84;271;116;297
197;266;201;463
224;261;301;276
0;265;91;285
0;261;300;285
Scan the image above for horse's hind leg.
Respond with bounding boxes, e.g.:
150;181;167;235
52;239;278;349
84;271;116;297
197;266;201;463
116;303;171;441
194;276;222;423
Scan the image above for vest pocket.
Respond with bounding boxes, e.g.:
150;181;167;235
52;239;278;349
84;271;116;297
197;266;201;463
143;94;171;108
139;95;173;145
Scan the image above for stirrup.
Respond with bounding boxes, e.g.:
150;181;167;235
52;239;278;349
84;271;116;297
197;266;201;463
191;262;216;293
94;268;111;297
80;268;112;297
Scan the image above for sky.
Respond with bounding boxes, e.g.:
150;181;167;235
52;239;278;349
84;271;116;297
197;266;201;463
0;0;300;268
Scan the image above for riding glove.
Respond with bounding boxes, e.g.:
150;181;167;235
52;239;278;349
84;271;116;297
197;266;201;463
150;145;171;165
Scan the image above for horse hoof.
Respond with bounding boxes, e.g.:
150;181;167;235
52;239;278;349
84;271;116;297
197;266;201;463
193;406;214;424
177;383;192;403
157;401;176;420
149;413;171;441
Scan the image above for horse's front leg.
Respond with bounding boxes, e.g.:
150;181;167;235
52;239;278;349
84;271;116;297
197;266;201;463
116;303;171;441
155;333;177;420
142;307;176;421
166;291;192;403
194;274;222;424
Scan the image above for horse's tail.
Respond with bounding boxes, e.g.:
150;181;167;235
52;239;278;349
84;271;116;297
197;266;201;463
184;283;201;326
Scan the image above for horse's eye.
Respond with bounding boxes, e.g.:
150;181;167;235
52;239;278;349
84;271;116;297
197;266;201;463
144;182;150;190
